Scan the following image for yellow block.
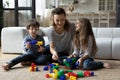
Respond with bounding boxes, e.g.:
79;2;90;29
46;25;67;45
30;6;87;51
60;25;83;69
36;41;43;46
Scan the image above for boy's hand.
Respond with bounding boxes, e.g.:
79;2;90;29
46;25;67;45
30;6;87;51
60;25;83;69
26;42;31;49
37;46;45;52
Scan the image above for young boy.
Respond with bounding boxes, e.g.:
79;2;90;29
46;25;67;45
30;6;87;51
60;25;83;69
2;19;51;70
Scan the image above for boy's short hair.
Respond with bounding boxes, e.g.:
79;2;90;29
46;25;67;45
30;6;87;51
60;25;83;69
26;19;40;30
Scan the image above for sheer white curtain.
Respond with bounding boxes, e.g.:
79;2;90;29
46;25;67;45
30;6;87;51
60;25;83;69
36;0;59;26
36;0;46;25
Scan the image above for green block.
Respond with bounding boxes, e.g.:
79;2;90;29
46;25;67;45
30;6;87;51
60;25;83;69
77;72;84;78
52;66;59;70
58;70;64;78
65;63;71;68
65;70;73;73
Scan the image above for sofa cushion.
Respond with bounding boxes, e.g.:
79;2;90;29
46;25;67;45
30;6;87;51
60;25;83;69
92;28;97;38
40;27;51;46
43;36;49;46
95;38;112;59
113;28;120;38
97;28;113;38
112;38;120;60
40;27;51;36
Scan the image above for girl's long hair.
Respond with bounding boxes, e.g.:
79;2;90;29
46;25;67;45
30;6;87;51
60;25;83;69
73;18;98;54
50;7;70;31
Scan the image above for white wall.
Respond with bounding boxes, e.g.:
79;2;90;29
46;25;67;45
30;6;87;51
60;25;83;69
35;0;99;26
57;0;99;13
74;0;99;13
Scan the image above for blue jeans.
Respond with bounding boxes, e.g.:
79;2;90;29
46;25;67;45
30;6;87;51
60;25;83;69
7;45;51;68
82;58;103;70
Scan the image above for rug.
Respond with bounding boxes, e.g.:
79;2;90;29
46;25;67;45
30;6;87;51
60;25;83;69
0;53;120;80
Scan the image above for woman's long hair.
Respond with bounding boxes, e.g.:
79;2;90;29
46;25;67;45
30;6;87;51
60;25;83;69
73;18;98;54
50;7;70;31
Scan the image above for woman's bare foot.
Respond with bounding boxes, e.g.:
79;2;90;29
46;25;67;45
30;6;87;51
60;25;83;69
103;63;111;69
1;64;10;71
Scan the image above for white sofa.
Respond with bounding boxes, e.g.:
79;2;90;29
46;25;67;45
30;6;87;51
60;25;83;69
1;27;120;60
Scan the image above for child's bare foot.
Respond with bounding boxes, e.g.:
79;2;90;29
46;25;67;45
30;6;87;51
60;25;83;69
1;64;10;71
103;63;111;69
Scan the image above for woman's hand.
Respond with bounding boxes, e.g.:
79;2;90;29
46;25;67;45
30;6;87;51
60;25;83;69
52;51;58;61
50;43;59;61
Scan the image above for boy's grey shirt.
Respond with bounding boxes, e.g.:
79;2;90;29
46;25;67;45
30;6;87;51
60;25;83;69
23;34;45;54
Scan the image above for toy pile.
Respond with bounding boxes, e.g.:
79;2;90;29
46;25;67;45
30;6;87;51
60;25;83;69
63;57;79;69
43;62;94;80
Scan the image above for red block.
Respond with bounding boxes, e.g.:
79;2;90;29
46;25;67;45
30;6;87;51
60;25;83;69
84;71;90;77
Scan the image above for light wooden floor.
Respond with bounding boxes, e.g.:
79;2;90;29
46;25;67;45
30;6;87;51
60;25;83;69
0;47;120;80
0;47;19;60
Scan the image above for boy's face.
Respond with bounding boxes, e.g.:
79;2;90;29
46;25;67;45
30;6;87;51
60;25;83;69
28;26;39;39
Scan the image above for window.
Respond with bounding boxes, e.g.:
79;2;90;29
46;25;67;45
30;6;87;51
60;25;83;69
99;0;116;11
3;0;35;26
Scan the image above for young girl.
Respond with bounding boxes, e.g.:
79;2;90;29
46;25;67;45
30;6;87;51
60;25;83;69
2;19;51;70
47;8;75;65
69;18;111;70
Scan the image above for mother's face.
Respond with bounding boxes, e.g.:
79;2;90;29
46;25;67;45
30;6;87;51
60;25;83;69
53;14;66;29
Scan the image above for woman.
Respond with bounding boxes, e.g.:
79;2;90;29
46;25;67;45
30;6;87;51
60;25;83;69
47;8;75;65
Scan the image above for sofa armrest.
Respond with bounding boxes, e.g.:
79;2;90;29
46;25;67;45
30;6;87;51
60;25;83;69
95;38;112;59
1;27;25;54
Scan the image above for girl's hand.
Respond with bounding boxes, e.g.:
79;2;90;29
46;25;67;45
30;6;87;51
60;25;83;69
68;54;76;58
77;58;83;66
26;42;31;49
52;51;58;61
37;46;45;52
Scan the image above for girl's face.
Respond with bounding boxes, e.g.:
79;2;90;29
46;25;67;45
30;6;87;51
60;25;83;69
28;26;39;39
75;20;82;32
53;14;66;29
